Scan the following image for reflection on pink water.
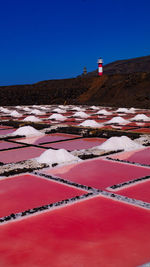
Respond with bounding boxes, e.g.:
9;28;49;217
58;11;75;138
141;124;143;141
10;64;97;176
110;147;150;165
0;147;46;163
43;138;106;151
0;174;86;217
0;196;150;266
0;141;25;150
43;158;150;190
12;133;81;145
115;180;150;203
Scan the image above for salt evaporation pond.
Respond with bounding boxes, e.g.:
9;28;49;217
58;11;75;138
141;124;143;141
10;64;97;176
0;128;15;135
112;179;150;203
0;196;150;267
43;158;150;190
12;133;81;145
0;146;46;163
0;105;150;267
0;141;26;150
131;127;150;134
42;137;106;151
109;147;150;165
0;174;86;218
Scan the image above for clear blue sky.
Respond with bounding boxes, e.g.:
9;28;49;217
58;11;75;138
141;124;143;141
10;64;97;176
0;0;150;85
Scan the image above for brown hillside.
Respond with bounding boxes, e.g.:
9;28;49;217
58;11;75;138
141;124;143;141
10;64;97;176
0;55;150;108
78;72;150;108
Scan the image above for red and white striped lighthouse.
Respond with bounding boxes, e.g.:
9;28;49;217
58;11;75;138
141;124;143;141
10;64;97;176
98;58;103;76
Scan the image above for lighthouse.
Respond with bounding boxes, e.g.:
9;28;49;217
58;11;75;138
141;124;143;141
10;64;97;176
98;58;103;76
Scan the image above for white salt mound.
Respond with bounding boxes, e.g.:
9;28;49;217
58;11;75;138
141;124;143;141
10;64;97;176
32;105;39;108
49;114;67;121
128;107;136;113
116;108;130;113
36;148;80;166
52;108;66;113
106;116;130;125
73;111;89;118
0;107;10;113
10;111;21;117
40;107;48;111
96;109;112;115
23;107;31;112
12;126;43;137
79;120;102;128
72;106;84;111
59;105;65;109
95;136;144;151
130;114;150;121
31;109;44;115
15;106;21;109
23;116;41;122
90;105;100;110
